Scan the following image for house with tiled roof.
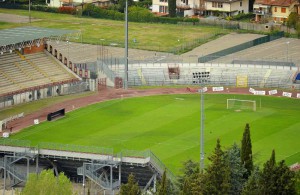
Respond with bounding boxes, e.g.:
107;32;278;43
253;0;298;23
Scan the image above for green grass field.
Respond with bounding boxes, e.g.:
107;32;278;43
10;94;300;174
0;8;230;52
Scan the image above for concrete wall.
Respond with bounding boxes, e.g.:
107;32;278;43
230;0;249;14
152;4;160;12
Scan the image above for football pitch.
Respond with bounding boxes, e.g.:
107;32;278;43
11;94;300;174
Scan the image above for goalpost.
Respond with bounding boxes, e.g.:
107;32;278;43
227;99;256;111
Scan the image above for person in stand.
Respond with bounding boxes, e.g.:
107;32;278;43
10;126;13;133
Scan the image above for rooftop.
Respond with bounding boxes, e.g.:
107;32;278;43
0;26;76;47
254;0;296;6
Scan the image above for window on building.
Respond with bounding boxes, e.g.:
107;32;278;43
274;7;277;12
159;5;168;13
218;2;223;8
212;2;217;7
240;2;242;6
281;7;286;13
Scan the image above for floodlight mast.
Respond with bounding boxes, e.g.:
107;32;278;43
124;0;128;89
194;72;206;171
200;78;205;171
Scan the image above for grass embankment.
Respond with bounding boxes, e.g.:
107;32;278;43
0;8;230;52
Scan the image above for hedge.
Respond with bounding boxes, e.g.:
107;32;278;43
0;4;58;13
0;3;199;24
83;4;199;24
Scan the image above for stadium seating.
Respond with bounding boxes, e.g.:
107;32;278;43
0;51;78;96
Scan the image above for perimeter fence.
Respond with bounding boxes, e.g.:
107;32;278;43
198;31;284;63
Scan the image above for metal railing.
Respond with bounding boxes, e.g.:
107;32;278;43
0;139;31;147
38;142;114;155
98;60;117;82
0;139;176;180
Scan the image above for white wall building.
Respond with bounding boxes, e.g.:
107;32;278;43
152;0;169;14
205;0;249;16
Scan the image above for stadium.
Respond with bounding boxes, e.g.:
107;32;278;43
0;12;300;194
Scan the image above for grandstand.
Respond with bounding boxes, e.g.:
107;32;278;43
0;51;78;95
0;27;96;109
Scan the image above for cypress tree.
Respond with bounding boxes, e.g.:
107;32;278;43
157;169;168;195
241;123;253;179
168;0;176;17
204;138;231;194
120;173;141;195
260;149;277;194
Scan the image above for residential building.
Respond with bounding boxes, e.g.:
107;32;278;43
253;0;272;22
46;0;111;8
271;0;298;23
254;0;298;23
176;0;206;16
152;0;169;15
205;0;249;16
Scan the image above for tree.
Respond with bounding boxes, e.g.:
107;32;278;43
157;170;168;195
295;171;300;194
203;138;231;195
168;0;176;17
274;160;296;194
155;170;177;195
21;169;72;195
260;149;276;194
120;173;141;195
241;123;253;179
226;143;247;195
259;150;297;194
296;22;300;38
118;0;134;13
287;12;299;29
177;159;199;191
242;166;261;195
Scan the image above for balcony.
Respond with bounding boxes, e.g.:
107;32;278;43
177;4;191;10
253;9;271;15
192;4;206;11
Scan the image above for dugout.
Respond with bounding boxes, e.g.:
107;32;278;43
47;108;65;121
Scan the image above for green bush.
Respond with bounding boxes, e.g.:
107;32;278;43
231;13;255;21
0;3;58;13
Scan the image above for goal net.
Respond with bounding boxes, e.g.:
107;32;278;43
227;99;256;111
